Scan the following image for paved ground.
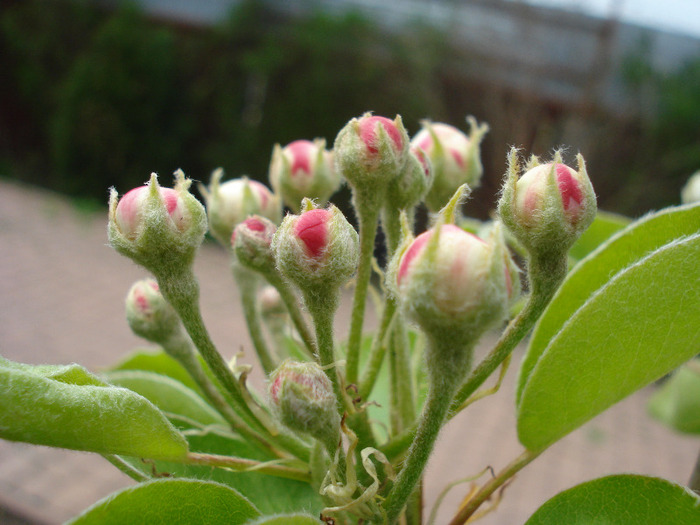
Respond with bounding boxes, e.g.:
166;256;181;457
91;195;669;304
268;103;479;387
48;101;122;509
0;178;697;524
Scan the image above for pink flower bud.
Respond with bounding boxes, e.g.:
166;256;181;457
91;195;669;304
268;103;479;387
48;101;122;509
273;203;358;291
393;223;513;338
269;139;340;212
412;118;488;212
200;169;281;246
269;360;340;444
498;151;596;256
334;113;410;191
231;215;277;273
125;278;181;342
115;186;187;241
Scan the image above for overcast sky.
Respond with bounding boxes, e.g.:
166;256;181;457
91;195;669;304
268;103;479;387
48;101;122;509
515;0;700;39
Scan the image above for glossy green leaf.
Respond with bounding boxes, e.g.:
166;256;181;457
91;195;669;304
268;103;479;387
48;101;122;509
105;370;226;426
517;234;700;450
518;202;700;405
117;427;323;515
110;348;203;395
67;478;260;525
568;210;630;261
649;359;700;434
246;515;322;525
0;356;188;460
525;474;700;525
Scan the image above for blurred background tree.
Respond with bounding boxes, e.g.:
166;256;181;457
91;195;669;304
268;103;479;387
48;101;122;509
1;0;699;217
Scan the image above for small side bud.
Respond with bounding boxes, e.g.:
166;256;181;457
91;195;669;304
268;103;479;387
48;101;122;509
231;215;277;274
681;170;700;204
269;360;340;447
200;169;281;247
498;150;596;257
412;117;488;211
385;146;434;211
269;139;341;212
108;172;207;273
125;278;181;342
334;113;410;191
272;204;359;293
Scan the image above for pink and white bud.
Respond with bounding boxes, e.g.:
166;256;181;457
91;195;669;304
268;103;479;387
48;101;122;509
125;278;181;342
269;360;340;445
272;203;358;292
498;151;596;256
231;215;277;273
269;139;340;212
681;170;700;204
108;172;207;273
200;169;281;247
334;113;410;190
412;118;488;211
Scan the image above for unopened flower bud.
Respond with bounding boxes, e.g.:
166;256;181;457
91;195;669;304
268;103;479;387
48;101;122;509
258;285;286;317
125;278;181;342
392;223;514;343
334;113;410;191
273;203;359;293
108;171;207;273
269;360;340;447
681;170;700;204
269;139;341;212
412;117;488;212
498;150;596;257
231;215;277;274
200;169;281;246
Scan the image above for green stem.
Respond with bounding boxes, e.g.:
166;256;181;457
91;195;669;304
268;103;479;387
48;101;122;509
233;264;277;375
383;342;468;524
358;295;397;399
449;254;567;414
447;449;541;525
263;270;316;358
689;449;700;495
185;452;311;483
346;201;381;385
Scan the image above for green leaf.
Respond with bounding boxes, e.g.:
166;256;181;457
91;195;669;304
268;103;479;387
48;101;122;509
110;348;203;395
67;478;260;525
568;210;630;261
0;356;188;460
524;474;700;525
517;233;700;450
117;428;323;515
105;370;226;426
648;359;700;434
518;203;700;405
246;515;322;525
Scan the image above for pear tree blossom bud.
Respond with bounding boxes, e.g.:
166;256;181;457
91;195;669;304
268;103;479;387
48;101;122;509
269;359;340;447
412;117;489;212
272;203;359;293
108;171;207;273
231;215;277;274
385;146;434;211
200;169;281;246
269;139;341;212
334;113;410;191
498;151;596;257
681;170;700;204
258;285;286;317
125;278;181;342
391;223;515;344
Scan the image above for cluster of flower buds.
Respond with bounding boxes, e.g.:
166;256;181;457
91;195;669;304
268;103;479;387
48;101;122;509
125;278;181;342
273;202;359;295
109;171;207;274
498;151;596;257
200;169;281;246
412;117;489;212
269;139;341;212
268;360;340;449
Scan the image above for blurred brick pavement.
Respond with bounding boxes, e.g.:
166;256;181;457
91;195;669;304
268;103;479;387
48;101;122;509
0;179;697;524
